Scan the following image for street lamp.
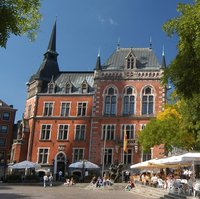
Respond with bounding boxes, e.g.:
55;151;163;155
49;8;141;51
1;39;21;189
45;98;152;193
102;130;107;178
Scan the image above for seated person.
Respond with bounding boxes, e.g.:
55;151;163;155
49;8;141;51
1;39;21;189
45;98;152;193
91;176;97;184
96;177;102;188
150;174;158;187
64;178;70;186
125;180;135;191
70;177;75;185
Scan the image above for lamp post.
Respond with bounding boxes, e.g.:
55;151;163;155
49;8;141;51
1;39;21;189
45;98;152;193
102;130;107;178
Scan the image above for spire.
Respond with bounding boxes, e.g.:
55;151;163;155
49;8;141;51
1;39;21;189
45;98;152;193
95;48;101;70
161;45;166;68
47;20;57;53
31;20;60;82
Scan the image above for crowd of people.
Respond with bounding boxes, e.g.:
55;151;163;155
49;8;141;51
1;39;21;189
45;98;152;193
90;176;113;188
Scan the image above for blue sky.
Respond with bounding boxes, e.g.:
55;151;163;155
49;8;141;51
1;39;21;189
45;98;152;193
0;0;192;121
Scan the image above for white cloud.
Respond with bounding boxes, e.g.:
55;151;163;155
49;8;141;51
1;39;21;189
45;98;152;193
108;17;118;25
98;15;118;26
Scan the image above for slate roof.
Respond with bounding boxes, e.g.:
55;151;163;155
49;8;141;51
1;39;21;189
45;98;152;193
102;48;161;70
53;71;94;94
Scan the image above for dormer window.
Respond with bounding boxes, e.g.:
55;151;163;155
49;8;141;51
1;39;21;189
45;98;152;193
126;52;136;69
65;83;72;94
48;83;55;93
81;82;88;93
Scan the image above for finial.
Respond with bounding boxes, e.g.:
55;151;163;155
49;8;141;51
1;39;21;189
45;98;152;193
117;37;120;50
149;36;152;49
98;48;100;57
162;45;165;56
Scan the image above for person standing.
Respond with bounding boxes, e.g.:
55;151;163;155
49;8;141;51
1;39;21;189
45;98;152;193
58;170;63;181
43;174;48;188
49;173;53;187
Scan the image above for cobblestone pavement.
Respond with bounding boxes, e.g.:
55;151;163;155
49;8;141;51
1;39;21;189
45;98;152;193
0;183;155;199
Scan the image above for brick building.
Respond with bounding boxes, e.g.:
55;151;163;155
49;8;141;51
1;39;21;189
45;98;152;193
0;100;16;179
11;22;166;178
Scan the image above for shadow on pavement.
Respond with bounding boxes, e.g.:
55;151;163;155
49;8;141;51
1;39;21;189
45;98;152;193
0;193;30;199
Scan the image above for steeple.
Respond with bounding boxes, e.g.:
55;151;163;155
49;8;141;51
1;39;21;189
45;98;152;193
47;20;57;53
95;49;101;70
31;20;60;82
161;45;166;68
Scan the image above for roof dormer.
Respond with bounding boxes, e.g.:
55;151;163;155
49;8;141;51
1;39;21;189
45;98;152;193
125;49;136;69
48;77;56;93
65;81;73;94
81;79;89;93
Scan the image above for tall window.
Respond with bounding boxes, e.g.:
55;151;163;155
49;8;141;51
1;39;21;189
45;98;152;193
0;125;8;133
73;148;84;162
75;125;86;141
38;148;49;164
77;102;87;116
43;102;53;116
0;152;5;164
122;125;135;140
102;125;115;140
103;148;113;165
142;87;154;115
104;87;117;115
40;124;51;140
27;105;32;118
123;149;133;164
123;87;135;115
58;125;69;140
2;112;10;120
60;102;70;116
0;138;6;147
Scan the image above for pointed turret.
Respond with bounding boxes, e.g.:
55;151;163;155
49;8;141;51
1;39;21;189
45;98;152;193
95;49;101;70
30;20;60;82
161;45;166;68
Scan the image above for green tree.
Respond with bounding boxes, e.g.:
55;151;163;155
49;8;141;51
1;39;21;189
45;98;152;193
0;0;42;48
163;0;200;98
138;104;196;153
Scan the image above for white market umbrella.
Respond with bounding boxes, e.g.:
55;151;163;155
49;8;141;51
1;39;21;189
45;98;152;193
69;160;99;169
10;160;41;170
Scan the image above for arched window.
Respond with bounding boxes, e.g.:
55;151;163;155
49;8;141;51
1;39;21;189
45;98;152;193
123;87;135;115
104;87;117;115
142;86;154;115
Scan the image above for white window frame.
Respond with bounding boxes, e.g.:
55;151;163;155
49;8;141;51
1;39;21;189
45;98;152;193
60;101;71;117
74;124;86;141
72;148;85;162
101;124;116;140
57;124;69;140
37;147;50;164
40;124;52;140
77;102;87;116
43;101;54;116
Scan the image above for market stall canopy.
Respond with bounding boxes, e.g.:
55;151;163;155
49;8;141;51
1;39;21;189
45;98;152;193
130;152;200;170
9;160;41;169
153;152;200;165
69;160;100;169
